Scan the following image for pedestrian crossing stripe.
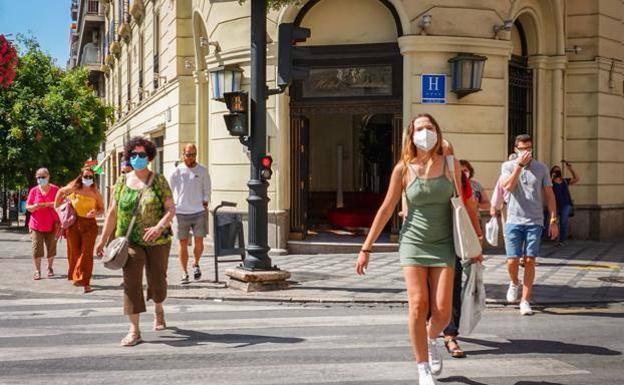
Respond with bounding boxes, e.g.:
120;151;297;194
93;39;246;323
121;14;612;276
0;359;589;384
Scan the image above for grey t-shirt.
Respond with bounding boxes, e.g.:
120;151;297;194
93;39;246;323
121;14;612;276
501;159;552;226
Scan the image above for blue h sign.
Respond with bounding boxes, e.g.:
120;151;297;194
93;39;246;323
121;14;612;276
421;74;446;104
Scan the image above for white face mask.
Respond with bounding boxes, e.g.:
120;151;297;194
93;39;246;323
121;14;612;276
412;129;438;152
82;178;94;187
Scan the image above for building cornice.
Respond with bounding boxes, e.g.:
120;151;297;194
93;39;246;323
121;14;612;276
398;35;512;57
205;47;252;70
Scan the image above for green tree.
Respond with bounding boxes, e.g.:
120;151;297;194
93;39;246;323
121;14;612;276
0;35;111;220
238;0;301;10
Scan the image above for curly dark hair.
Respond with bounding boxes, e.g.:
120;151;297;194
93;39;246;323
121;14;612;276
459;159;475;178
124;136;157;162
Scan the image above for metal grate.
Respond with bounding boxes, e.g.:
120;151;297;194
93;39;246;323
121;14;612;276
87;0;99;14
508;54;533;153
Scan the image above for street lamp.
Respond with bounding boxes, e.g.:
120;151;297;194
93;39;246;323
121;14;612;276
448;53;487;98
210;65;244;101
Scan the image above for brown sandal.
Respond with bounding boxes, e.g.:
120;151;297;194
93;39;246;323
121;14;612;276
444;337;466;358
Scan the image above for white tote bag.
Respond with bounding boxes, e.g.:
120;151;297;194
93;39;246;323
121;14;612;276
447;156;483;261
485;216;499;247
459;261;486;335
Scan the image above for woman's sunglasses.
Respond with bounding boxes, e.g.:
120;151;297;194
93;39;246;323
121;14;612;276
131;152;148;159
83;175;94;180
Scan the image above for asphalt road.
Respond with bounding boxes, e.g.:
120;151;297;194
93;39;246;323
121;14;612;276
0;290;622;385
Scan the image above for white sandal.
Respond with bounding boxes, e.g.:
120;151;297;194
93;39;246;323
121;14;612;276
120;331;142;347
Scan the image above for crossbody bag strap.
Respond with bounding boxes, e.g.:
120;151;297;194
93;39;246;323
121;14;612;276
446;155;460;198
125;173;155;238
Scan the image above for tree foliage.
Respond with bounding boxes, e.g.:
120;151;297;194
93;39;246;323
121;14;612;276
239;0;302;11
0;35;112;191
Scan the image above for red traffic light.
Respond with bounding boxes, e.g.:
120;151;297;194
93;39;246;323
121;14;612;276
261;156;273;168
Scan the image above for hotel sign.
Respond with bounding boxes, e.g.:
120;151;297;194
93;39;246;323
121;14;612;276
421;74;446;104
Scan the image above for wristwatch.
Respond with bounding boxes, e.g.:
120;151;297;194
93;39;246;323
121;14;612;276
549;216;559;225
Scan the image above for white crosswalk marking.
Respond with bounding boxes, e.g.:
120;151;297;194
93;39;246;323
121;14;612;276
0;295;592;385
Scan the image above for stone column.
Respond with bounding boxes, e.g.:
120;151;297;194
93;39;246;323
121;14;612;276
193;69;209;167
528;55;567;166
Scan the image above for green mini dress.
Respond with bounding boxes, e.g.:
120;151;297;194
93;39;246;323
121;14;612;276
399;165;455;268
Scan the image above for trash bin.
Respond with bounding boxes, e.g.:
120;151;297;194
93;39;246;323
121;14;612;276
9;208;18;222
212;201;245;282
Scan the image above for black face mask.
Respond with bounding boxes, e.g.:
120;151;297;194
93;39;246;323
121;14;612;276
552;171;562;178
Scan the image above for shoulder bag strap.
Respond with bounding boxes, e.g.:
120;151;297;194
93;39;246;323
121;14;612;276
446;155;460;198
125;173;154;238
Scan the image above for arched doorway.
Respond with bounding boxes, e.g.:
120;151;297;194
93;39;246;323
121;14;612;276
508;20;533;154
288;0;403;242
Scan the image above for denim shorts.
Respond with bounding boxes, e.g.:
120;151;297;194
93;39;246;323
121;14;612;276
504;224;543;258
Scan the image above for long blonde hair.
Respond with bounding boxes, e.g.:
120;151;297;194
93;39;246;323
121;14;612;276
400;113;444;185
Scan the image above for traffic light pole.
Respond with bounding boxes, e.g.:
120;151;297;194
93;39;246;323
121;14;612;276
244;0;272;270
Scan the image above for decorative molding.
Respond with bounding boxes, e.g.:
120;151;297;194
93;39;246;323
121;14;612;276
528;55;567;70
204;47;251;70
398;35;512;57
290;99;401;116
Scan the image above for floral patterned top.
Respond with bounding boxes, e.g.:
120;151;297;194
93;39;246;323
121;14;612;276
114;173;173;246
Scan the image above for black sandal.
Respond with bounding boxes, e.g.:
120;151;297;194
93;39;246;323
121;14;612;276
444;337;466;358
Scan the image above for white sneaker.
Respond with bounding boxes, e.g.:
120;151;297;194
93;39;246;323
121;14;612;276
506;282;519;303
520;300;533;315
428;338;443;376
417;363;437;385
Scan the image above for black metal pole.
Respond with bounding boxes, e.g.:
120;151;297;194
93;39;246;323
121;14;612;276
244;0;272;270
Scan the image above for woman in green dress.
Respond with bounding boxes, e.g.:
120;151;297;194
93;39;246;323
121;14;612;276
96;137;176;347
356;113;483;385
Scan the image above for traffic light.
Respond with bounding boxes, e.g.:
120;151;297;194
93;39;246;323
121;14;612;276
260;155;273;180
223;91;248;137
277;23;311;88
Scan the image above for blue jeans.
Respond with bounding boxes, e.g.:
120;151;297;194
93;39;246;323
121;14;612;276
558;204;572;242
504;224;543;258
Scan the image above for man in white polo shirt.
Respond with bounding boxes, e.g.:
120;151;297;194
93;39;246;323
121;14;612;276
169;144;211;284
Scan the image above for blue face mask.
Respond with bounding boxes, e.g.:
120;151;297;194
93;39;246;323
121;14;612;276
130;155;149;171
37;177;48;186
82;178;94;187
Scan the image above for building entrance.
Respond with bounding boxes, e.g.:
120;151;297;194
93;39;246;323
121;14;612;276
288;43;403;243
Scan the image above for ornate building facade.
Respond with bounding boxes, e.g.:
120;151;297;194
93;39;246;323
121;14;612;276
97;0;624;252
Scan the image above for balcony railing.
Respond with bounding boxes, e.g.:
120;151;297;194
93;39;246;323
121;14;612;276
87;0;100;14
81;45;102;66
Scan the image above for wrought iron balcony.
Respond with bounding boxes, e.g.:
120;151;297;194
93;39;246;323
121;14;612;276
86;0;101;15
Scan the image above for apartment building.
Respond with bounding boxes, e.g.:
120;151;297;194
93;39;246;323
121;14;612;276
68;0;106;97
90;0;624;252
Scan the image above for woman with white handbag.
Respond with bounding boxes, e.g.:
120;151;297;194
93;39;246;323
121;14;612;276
355;113;483;385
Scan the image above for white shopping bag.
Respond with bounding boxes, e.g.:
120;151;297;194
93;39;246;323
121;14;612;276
485;216;499;247
458;261;486;336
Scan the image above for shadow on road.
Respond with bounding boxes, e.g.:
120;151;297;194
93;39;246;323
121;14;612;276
540;306;624;319
151;326;305;348
459;337;621;356
514;382;565;385
438;376;489;385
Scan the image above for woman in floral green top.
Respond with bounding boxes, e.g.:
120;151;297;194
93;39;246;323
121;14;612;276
96;137;176;347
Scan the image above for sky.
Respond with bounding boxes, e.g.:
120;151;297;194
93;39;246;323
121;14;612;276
0;0;72;67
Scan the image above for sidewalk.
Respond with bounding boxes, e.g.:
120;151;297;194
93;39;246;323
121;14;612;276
0;227;622;305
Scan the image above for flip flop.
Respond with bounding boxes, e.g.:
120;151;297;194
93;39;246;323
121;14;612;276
33;271;41;280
